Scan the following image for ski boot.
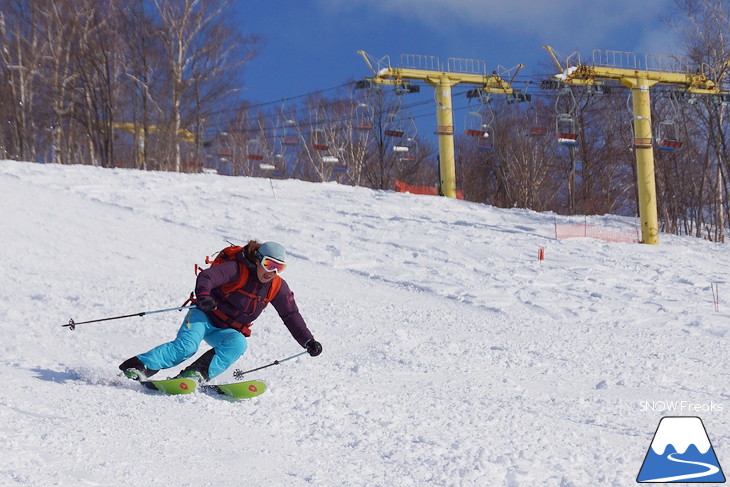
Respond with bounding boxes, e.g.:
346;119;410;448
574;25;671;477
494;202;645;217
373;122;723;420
119;356;159;381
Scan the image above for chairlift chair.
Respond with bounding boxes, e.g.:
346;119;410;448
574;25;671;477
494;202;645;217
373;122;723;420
311;128;329;151
393;134;418;162
392;118;418;160
556;113;578;147
279;101;300;146
464;110;488;137
477;134;493;151
656;120;683;151
354;103;373;131
528;106;547;136
323;150;347;172
382;105;404;137
282;120;300;146
465;92;495;148
246;139;265;161
463;111;493;150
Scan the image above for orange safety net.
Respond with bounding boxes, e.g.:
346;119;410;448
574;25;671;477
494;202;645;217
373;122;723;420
554;224;639;243
394;180;464;199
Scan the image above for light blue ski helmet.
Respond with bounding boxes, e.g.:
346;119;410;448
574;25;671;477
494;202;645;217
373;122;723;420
258;241;286;262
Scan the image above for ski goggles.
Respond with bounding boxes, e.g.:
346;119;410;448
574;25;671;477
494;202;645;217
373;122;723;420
258;254;286;274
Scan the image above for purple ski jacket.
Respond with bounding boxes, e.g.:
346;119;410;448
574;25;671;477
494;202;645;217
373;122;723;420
194;256;314;347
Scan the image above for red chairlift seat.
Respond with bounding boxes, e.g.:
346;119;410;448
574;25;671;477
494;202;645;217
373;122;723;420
658;139;683;150
558;133;578;146
656;120;682;151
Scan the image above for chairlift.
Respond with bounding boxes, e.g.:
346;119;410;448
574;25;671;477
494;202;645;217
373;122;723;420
311;128;329;151
556;113;578;147
246;139;265;161
656;93;683;151
392;136;418;160
391;118;418;161
279;101;300;147
393;141;417;161
282;119;300;146
212;131;233;157
464;110;488;138
464;91;495;149
396;141;417;161
384;112;404;137
554;86;579;146
354;102;373;131
656;120;683;151
323;148;348;172
528;106;547;136
477;133;493;151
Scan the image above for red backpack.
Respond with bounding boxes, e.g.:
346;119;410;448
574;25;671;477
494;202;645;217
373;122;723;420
192;245;282;336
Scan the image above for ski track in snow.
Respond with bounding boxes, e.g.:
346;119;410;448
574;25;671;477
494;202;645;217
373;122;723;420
1;160;729;486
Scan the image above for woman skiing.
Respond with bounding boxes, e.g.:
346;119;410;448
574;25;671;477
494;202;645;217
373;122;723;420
119;240;322;382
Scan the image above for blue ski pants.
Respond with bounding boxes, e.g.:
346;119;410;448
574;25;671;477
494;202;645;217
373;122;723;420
137;309;247;379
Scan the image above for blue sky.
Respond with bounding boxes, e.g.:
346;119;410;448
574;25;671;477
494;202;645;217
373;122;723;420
232;0;681;133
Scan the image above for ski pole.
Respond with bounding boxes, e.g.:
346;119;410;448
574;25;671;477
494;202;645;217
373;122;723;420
64;305;196;330
232;351;309;379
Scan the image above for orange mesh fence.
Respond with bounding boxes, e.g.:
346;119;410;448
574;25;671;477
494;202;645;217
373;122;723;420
395;180;464;199
554;223;640;243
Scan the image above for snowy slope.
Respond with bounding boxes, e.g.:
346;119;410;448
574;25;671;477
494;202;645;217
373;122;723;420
1;160;728;486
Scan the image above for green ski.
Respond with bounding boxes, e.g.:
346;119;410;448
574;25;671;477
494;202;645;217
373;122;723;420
141;377;197;395
202;380;267;399
139;377;266;400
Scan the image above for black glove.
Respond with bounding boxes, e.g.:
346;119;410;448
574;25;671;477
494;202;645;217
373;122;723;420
306;340;322;357
196;294;216;312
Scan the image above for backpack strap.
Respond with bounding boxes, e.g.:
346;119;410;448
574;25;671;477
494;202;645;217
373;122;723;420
220;262;250;294
213;264;282;336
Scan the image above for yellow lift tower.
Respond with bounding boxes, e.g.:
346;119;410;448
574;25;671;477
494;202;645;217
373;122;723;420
544;46;730;245
358;51;522;199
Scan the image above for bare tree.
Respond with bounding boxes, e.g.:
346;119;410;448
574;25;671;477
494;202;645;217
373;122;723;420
0;0;46;162
153;0;257;172
667;0;730;240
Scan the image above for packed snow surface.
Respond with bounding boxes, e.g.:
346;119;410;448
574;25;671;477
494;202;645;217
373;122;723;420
1;160;728;486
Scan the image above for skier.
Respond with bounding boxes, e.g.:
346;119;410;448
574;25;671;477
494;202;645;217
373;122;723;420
119;240;322;383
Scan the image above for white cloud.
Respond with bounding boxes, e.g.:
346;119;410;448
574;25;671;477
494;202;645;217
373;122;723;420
320;0;679;58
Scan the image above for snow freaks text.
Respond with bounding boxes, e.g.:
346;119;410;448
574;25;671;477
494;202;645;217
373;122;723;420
639;401;723;413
